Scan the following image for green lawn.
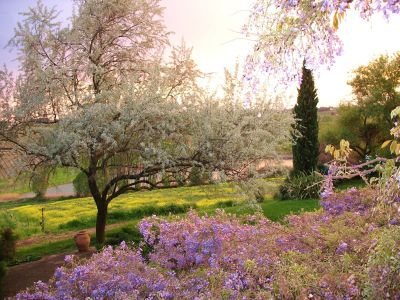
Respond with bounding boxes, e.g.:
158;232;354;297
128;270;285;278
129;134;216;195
0;168;79;195
0;182;248;239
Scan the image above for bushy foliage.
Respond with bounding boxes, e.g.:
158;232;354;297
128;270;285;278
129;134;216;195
15;185;400;299
236;179;273;203
30;170;49;199
278;172;323;200
72;172;91;197
0;228;17;261
188;167;209;186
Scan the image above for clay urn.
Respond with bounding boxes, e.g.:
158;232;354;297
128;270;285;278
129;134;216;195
74;230;90;252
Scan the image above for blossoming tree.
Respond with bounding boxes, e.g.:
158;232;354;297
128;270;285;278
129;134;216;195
0;0;292;243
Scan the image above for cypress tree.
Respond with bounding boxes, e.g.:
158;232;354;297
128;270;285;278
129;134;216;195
292;63;319;175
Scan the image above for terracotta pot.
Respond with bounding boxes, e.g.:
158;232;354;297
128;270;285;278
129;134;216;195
74;231;90;252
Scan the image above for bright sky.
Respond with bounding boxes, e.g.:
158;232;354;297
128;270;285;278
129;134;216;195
0;1;399;107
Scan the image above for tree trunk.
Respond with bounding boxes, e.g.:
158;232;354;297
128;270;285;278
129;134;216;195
95;202;108;245
86;168;108;245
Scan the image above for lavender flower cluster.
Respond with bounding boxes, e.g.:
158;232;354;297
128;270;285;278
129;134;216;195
14;187;400;300
320;187;375;215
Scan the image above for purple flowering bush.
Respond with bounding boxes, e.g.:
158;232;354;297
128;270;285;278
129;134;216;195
14;187;400;299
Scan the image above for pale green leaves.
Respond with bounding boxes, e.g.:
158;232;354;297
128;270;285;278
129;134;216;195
325;139;352;161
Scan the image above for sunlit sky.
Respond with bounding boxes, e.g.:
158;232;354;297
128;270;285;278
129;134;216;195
0;0;399;107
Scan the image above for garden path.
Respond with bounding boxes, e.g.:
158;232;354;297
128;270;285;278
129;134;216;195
0;183;75;202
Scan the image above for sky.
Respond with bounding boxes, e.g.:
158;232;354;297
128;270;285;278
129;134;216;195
0;0;399;107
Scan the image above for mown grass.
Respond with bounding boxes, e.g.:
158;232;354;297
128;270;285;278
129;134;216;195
0;168;79;195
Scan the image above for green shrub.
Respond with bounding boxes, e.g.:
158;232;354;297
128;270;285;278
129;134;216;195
188;166;203;186
277;172;322;200
173;171;187;187
161;172;170;188
189;166;209;186
31;171;49;198
73;172;91;197
0;228;17;261
237;179;273;203
105;227;142;246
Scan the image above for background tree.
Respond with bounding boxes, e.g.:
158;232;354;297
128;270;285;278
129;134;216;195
348;53;400;132
320;53;400;160
320;104;382;159
0;0;293;244
292;63;319;175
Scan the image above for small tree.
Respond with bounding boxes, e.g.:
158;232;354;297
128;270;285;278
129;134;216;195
292;63;319;175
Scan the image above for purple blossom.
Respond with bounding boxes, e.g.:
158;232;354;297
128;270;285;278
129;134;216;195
336;242;349;255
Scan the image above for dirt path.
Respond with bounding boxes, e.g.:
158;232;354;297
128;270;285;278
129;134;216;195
2;249;96;298
16;221;132;248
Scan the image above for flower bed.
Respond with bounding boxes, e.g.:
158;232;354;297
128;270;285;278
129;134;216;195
15;187;400;299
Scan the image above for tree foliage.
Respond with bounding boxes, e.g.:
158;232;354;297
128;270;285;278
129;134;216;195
0;0;293;243
349;53;400;129
292;63;319;175
320;53;400;159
